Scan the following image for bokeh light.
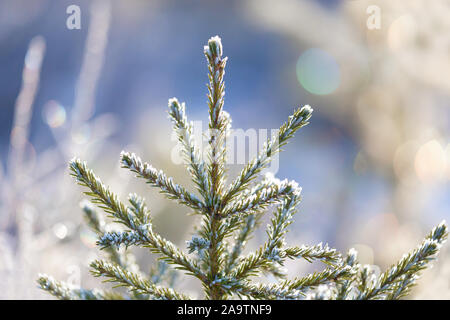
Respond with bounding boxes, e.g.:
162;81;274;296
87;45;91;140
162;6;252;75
43;100;66;128
296;48;340;95
80;229;98;248
415;140;447;183
52;223;68;240
387;15;417;52
393;140;420;181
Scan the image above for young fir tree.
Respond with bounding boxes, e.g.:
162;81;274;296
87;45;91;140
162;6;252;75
38;36;447;300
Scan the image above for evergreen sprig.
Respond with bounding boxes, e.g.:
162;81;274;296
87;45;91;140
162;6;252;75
38;274;125;300
90;260;190;300
38;36;447;300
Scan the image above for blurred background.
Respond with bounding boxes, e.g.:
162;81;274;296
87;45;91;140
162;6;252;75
0;0;448;299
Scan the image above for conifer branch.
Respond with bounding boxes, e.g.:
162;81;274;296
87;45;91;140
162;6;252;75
283;243;342;266
149;261;177;287
168;97;210;201
71;159;205;282
38;275;124;300
236;282;304;300
232;192;301;280
98;229;149;248
81;200;103;233
146;228;207;282
358;221;448;300
202;36;231;300
120;151;204;211
128;193;151;225
225;214;259;274
90;260;190;300
356;264;376;296
99;224;206;283
199;214;228;299
81;200;140;271
281;266;353;292
204;35;229;203
260;262;289;279
335;248;359;299
70;158;140;229
234;266;350;299
222;177;301;216
222;105;312;206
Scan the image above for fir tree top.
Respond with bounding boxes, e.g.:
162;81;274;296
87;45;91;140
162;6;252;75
38;36;447;300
